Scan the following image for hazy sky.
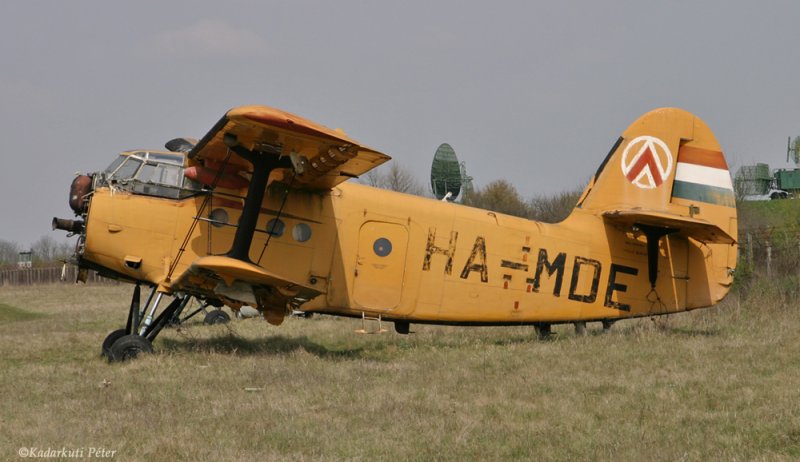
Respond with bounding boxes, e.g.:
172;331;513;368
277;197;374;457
2;1;799;247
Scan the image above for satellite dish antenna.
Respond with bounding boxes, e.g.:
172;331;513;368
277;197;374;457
788;136;800;166
430;143;462;201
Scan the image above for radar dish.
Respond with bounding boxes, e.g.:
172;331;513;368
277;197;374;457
430;143;462;200
789;136;800;166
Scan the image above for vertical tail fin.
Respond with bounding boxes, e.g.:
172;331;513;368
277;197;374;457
576;107;737;305
577;108;735;238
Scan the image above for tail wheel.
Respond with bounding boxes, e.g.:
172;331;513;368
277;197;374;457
203;309;231;325
109;334;153;362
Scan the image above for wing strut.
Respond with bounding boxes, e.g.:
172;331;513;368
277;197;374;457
224;134;292;263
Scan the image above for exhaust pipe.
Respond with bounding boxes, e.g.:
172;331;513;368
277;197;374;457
52;217;84;234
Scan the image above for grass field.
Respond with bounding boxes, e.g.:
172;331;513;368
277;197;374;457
1;279;799;461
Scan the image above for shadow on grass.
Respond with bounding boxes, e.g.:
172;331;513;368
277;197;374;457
618;322;722;338
159;333;366;360
157;320;722;359
490;335;537;346
0;303;47;324
661;326;721;337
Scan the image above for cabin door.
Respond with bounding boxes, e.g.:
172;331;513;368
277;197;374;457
353;221;408;311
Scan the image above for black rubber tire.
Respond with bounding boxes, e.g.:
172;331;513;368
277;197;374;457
101;329;127;358
109;334;153;362
203;309;231;325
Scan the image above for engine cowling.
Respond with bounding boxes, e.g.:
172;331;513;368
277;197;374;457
69;174;92;213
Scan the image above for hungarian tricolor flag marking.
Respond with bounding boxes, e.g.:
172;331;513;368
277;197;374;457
672;146;735;207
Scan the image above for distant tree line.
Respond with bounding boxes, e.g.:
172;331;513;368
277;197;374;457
362;163;426;197
462;179;583;223
362;162;584;223
0;236;73;269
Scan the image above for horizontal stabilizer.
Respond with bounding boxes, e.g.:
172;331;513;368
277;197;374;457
603;209;735;244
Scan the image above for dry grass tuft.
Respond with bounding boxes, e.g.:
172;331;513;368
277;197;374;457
1;280;799;461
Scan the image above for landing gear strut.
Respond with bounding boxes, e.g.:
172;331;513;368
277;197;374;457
103;284;191;362
533;323;552;339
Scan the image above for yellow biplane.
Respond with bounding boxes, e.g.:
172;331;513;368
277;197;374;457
53;105;737;361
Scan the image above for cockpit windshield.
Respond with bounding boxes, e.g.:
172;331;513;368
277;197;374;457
102;152;200;199
110;157;143;180
104;155;126;174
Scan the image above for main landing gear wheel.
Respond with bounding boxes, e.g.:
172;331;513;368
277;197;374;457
102;284;191;362
101;329;127;358
203;309;231;325
109;334;153;362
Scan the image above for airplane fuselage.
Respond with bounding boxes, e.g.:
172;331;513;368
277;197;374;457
81;176;734;325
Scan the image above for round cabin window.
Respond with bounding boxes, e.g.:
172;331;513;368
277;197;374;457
266;218;285;237
209;208;228;228
373;238;392;257
293;223;312;242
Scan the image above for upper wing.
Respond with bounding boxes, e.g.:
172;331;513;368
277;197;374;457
188;105;391;190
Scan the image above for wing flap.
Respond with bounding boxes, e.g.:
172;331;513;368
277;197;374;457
603;209;736;244
189;105;391;190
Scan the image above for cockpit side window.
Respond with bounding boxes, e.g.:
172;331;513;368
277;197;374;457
156;164;181;186
136;163;182;187
136;164;157;183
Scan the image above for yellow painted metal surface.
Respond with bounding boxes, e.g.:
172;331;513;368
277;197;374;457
79;106;737;327
353;221;409;310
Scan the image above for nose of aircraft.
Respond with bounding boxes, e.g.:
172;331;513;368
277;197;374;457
53;174;92;236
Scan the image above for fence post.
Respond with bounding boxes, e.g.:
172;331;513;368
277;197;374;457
766;241;772;277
